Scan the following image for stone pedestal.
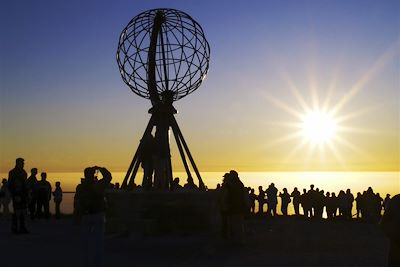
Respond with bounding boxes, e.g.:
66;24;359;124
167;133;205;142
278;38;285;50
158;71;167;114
105;190;220;235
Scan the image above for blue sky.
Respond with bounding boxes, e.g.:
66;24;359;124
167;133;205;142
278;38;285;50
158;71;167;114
1;0;399;172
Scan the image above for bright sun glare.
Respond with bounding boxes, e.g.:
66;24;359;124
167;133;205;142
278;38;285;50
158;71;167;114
301;111;337;144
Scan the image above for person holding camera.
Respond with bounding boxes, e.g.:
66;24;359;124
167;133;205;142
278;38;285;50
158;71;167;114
75;166;112;267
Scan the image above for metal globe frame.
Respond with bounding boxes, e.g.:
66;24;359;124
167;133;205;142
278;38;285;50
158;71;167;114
117;8;210;190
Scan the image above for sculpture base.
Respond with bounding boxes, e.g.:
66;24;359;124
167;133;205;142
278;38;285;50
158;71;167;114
106;191;220;236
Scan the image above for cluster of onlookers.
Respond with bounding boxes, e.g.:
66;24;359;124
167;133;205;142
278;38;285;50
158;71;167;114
0;158;63;234
241;183;391;222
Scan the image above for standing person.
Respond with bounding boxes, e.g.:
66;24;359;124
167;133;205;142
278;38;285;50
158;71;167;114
291;187;301;216
225;170;247;244
53;181;63;219
266;183;278;217
381;194;400;267
279;188;291;216
257;186;265;214
140;133;155;189
0;178;12;215
26;168;38;220
301;189;310;218
76;166;112;267
355;192;363;219
8;158;29;234
218;173;230;239
345;189;354;220
36;172;52;219
383;194;391;211
249;188;257;214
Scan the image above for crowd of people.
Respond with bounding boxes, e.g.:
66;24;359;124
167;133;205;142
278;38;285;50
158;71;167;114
237;183;390;222
0;158;63;234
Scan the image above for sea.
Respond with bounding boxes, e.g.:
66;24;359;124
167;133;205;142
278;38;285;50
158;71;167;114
1;171;399;215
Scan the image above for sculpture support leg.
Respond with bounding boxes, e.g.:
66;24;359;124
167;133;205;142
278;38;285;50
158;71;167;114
171;116;205;190
171;120;193;185
122;115;155;189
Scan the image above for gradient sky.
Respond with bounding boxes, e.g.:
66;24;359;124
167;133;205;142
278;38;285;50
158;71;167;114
1;0;399;173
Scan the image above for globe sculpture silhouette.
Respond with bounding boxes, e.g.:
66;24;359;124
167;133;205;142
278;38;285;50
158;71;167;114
117;8;210;103
117;9;210;190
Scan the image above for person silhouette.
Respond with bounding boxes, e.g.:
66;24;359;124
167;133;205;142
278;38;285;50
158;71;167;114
355;192;362;219
266;183;278;217
381;194;400;267
279;188;291;216
172;177;183;191
76;166;112;267
384;194;391;211
301;189;310;218
53;181;63;219
345;189;354;220
218;173;230;239
8;158;29;234
0;178;11;216
141;133;155;189
225;170;246;244
36;172;52;219
249;188;257;214
291;187;301;216
257;186;265;214
26;168;38;220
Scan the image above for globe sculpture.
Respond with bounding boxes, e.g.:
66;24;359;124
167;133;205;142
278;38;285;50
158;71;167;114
117;8;210;190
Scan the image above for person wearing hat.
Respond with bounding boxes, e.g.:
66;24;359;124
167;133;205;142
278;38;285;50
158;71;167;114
8;158;29;234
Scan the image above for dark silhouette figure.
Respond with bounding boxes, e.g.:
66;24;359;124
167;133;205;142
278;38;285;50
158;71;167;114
314;189;324;219
355;192;362;219
376;193;383;217
363;187;378;222
218;173;230;239
257;186;265;214
36;172;52;219
75;166;112;267
266;183;278;217
0;178;11;215
249;188;257;214
8;158;29;234
26;168;38;220
115;182;120;189
383;194;391;211
224;170;247;243
53;181;63;219
344;189;354;220
307;185;316;218
172;177;183;191
279;188;291;216
301;189;310;218
141;133;155;189
337;190;346;218
291;187;301;216
381;194;400;267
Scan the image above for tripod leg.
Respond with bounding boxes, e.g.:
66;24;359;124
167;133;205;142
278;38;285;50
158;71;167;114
121;115;155;189
171;122;193;185
171;116;205;190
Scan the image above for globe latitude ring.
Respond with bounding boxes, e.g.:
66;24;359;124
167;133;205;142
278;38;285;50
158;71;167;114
116;8;211;102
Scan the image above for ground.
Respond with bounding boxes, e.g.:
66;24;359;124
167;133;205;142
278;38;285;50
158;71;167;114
0;215;389;267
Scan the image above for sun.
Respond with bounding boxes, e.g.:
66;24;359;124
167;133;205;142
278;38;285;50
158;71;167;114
301;111;337;144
